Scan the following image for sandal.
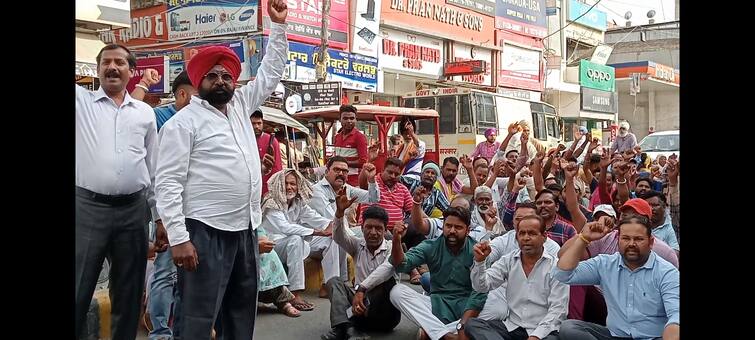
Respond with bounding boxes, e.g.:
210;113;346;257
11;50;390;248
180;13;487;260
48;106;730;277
276;302;301;318
291;297;315;311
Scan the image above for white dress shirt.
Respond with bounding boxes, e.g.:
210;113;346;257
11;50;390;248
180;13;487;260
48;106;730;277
75;85;159;220
155;23;288;246
471;250;569;339
309;178;380;221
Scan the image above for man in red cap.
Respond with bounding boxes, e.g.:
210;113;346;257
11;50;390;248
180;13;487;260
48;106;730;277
154;1;290;338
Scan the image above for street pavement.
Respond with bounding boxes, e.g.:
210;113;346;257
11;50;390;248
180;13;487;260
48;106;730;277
137;275;424;340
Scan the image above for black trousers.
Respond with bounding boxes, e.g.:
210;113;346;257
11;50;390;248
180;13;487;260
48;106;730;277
175;218;259;340
75;188;149;340
464;318;559;340
326;277;401;332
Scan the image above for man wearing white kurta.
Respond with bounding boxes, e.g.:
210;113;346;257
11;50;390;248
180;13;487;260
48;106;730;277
260;168;339;309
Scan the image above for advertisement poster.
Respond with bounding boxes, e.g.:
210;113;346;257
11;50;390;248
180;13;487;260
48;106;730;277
126;56;170;93
261;0;349;50
167;0;259;41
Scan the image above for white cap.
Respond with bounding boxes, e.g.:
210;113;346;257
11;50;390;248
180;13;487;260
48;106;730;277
593;204;617;218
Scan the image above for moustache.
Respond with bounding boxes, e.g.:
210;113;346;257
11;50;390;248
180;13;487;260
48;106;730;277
336;175;346;182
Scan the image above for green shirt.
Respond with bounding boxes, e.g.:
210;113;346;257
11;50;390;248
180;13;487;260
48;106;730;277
393;236;487;323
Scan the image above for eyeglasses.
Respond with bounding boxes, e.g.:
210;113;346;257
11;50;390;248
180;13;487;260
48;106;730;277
330;168;349;174
204;71;234;83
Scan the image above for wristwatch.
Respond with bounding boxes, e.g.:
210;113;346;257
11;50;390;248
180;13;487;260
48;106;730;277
456;322;465;332
355;284;367;293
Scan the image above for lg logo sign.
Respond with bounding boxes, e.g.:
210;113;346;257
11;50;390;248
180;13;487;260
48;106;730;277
587;69;612;82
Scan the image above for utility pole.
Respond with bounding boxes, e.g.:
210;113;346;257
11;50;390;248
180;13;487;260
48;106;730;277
316;0;331;82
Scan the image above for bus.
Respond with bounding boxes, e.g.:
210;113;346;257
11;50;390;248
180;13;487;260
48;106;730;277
401;87;562;165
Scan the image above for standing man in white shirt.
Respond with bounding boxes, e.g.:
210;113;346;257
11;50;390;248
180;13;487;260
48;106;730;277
465;215;569;340
309;156;380;297
75;43;163;340
154;1;288;338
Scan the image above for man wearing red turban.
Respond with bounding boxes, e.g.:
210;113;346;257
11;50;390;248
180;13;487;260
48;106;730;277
154;1;291;339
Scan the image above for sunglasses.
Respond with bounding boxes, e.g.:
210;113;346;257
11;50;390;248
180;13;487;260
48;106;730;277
204;71;234;83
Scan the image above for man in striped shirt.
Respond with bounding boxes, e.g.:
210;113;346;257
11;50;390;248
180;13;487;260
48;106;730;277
535;189;578;246
359;157;413;230
334;104;368;187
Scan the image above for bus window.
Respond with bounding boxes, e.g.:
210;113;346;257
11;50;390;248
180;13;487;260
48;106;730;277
459;94;471;125
546;116;560;139
403;98;415;108
438;96;456;134
416;97;436;135
473;93;496;133
531;112;547;140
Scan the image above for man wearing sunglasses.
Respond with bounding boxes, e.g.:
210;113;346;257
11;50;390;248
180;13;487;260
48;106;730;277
154;0;290;339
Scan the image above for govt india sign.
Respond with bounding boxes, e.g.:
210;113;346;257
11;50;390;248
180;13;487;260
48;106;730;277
579;59;614;92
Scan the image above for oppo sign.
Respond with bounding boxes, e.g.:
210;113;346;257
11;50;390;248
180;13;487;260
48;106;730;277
587;69;611;81
580;59;615;92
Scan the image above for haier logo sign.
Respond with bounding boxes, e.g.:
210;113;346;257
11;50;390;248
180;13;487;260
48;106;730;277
195;13;217;24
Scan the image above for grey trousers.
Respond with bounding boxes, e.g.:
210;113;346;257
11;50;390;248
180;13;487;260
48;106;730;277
558;319;648;340
464;318;559;340
327;277;401;332
175;219;259;340
75;188;149;340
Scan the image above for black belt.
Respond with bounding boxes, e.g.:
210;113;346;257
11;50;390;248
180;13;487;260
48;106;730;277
76;186;146;206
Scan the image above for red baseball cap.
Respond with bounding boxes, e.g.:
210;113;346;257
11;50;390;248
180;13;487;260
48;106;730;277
619;198;652;219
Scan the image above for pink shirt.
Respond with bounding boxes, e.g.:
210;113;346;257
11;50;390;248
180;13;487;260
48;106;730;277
470;141;501;161
359;175;413;230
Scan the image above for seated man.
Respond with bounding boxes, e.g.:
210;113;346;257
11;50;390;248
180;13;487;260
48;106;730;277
389;207;491;340
478;199;562;328
358;157;413;230
554;215;680;340
400;162;451;217
465;215;568;340
637;190;679;254
561;164;678;324
469;186;506;238
260;169;337;311
558;198;679;268
435;156;479;205
411;188;498;244
321;191;402;340
310;156;381;298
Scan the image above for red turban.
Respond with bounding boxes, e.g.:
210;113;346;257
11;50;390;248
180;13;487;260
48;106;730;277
186;46;242;88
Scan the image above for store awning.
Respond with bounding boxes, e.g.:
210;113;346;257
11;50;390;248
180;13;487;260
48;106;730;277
76;32;105;78
259;106;310;134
